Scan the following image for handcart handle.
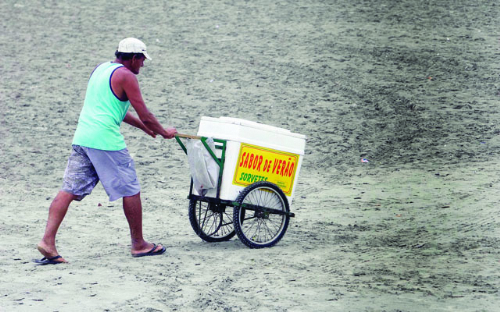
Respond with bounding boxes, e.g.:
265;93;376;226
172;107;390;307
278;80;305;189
175;133;202;140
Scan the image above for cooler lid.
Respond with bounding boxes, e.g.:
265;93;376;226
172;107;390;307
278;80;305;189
202;116;307;139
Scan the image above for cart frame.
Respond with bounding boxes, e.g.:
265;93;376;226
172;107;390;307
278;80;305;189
175;134;295;248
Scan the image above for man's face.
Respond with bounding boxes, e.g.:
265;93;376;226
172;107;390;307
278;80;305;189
130;54;145;74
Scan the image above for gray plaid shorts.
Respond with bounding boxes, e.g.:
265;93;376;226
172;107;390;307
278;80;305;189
61;145;140;201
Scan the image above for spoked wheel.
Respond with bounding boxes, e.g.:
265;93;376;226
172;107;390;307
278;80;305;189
188;199;236;242
233;181;290;248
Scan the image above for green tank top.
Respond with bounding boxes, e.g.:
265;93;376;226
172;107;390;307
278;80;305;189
72;62;131;151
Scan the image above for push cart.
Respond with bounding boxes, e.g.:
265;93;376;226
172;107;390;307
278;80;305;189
175;133;296;249
175;117;306;249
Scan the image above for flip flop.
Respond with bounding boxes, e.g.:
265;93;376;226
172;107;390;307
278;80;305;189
34;255;65;265
132;243;166;258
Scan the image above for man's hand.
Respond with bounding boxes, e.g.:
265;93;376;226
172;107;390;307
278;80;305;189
162;127;177;139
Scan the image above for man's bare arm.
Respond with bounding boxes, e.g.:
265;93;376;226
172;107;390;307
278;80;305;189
118;69;176;139
123;112;156;138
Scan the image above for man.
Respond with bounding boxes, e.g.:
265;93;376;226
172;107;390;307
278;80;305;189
35;38;177;264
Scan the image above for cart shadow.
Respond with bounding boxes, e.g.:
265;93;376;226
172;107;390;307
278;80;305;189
180;238;245;252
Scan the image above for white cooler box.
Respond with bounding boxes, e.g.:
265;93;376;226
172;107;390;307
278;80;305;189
196;117;306;205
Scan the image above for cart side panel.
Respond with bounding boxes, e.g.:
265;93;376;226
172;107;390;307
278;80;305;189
202;140;303;205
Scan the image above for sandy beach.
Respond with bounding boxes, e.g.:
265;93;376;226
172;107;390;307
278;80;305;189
1;0;499;311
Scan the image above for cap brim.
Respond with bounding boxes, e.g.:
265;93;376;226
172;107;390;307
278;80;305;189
143;51;152;61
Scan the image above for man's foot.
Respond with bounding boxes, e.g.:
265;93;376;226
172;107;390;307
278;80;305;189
37;242;67;263
132;243;166;257
34;255;66;265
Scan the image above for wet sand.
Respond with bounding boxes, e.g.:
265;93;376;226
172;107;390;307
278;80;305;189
1;0;499;311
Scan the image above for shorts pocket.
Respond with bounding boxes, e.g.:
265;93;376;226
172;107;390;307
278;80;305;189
117;159;137;185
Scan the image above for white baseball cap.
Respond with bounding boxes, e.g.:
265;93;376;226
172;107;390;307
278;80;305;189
117;38;152;60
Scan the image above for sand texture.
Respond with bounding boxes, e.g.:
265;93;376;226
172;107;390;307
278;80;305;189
1;0;499;311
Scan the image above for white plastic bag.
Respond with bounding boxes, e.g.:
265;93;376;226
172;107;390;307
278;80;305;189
185;138;220;196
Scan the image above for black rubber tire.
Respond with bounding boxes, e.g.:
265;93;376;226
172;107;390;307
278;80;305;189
233;181;290;248
188;199;236;242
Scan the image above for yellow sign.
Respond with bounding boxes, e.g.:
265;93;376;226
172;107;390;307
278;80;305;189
233;143;299;195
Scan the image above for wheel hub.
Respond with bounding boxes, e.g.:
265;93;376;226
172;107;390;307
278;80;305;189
254;210;270;219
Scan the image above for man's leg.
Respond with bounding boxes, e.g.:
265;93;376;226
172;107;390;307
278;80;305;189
37;190;77;262
122;192;164;255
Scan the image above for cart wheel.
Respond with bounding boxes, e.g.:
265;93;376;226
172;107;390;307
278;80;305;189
233;181;290;248
188;199;236;242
